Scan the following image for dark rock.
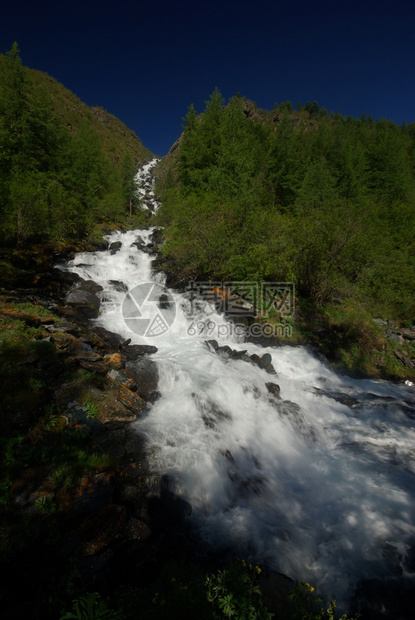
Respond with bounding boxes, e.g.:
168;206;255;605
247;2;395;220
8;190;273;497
117;384;146;416
266;382;281;397
148;475;192;526
229;349;248;359
88;387;137;427
51;332;76;349
258;353;272;370
93;326;124;350
121;343;158;360
109;280;128;293
158;293;173;310
79;360;109;374
65;289;100;319
131;241;146;251
150;228;164;246
394;350;415;368
123;516;151;542
70;338;92;353
205;339;219;352
77;280;103;294
109;241;122;255
124;358;159;402
93;429;126;460
217;345;232;359
70;350;103;362
403;329;415;341
313;388;361;409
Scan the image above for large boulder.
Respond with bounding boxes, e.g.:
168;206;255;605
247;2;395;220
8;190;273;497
124;358;159;402
65;289;100;319
77;280;103;294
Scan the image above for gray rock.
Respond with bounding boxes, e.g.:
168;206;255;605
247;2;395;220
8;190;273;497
125;358;159;402
258;353;273;371
121;343;158;360
65;289;100;319
388;333;404;345
205;339;219;352
109;241;122;255
77;280;103;294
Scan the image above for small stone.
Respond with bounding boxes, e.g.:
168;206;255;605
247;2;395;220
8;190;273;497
205;339;219;352
79;360;109;374
266;382;281;397
109;241;122;255
258;353;272;370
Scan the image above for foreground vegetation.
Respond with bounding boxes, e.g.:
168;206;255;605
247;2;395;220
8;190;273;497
0;43;152;248
0;300;361;618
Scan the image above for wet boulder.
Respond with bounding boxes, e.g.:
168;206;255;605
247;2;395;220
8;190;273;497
121;343;158;360
65;289;100;319
266;382;281;398
109;241;122;255
77;280;103;294
124;358;159;402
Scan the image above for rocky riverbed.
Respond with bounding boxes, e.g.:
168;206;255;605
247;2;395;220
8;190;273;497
0;241;198;619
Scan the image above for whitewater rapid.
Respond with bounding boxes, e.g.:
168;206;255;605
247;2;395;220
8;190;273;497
61;163;415;612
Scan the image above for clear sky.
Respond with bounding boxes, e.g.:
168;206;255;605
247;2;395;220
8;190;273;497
1;0;414;156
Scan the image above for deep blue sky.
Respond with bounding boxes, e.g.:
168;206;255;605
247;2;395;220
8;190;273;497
1;0;414;156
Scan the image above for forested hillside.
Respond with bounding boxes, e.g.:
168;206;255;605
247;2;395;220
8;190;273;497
156;90;415;323
0;43;152;247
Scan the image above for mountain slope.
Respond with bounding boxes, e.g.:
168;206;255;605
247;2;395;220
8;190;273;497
0;44;153;246
33;69;152;166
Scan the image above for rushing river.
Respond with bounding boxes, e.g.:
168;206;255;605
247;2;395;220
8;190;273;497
62;161;415;613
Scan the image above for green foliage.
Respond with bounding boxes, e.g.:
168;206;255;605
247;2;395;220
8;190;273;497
84;401;99;419
35;496;57;514
60;592;123;620
205;560;272;619
288;580;360;620
157;89;415;323
44;407;59;430
0;43;153;247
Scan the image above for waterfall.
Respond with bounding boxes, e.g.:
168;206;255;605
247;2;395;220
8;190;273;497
62;160;415;612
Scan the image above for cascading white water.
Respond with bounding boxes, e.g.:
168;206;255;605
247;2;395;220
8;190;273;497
62;160;415;611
